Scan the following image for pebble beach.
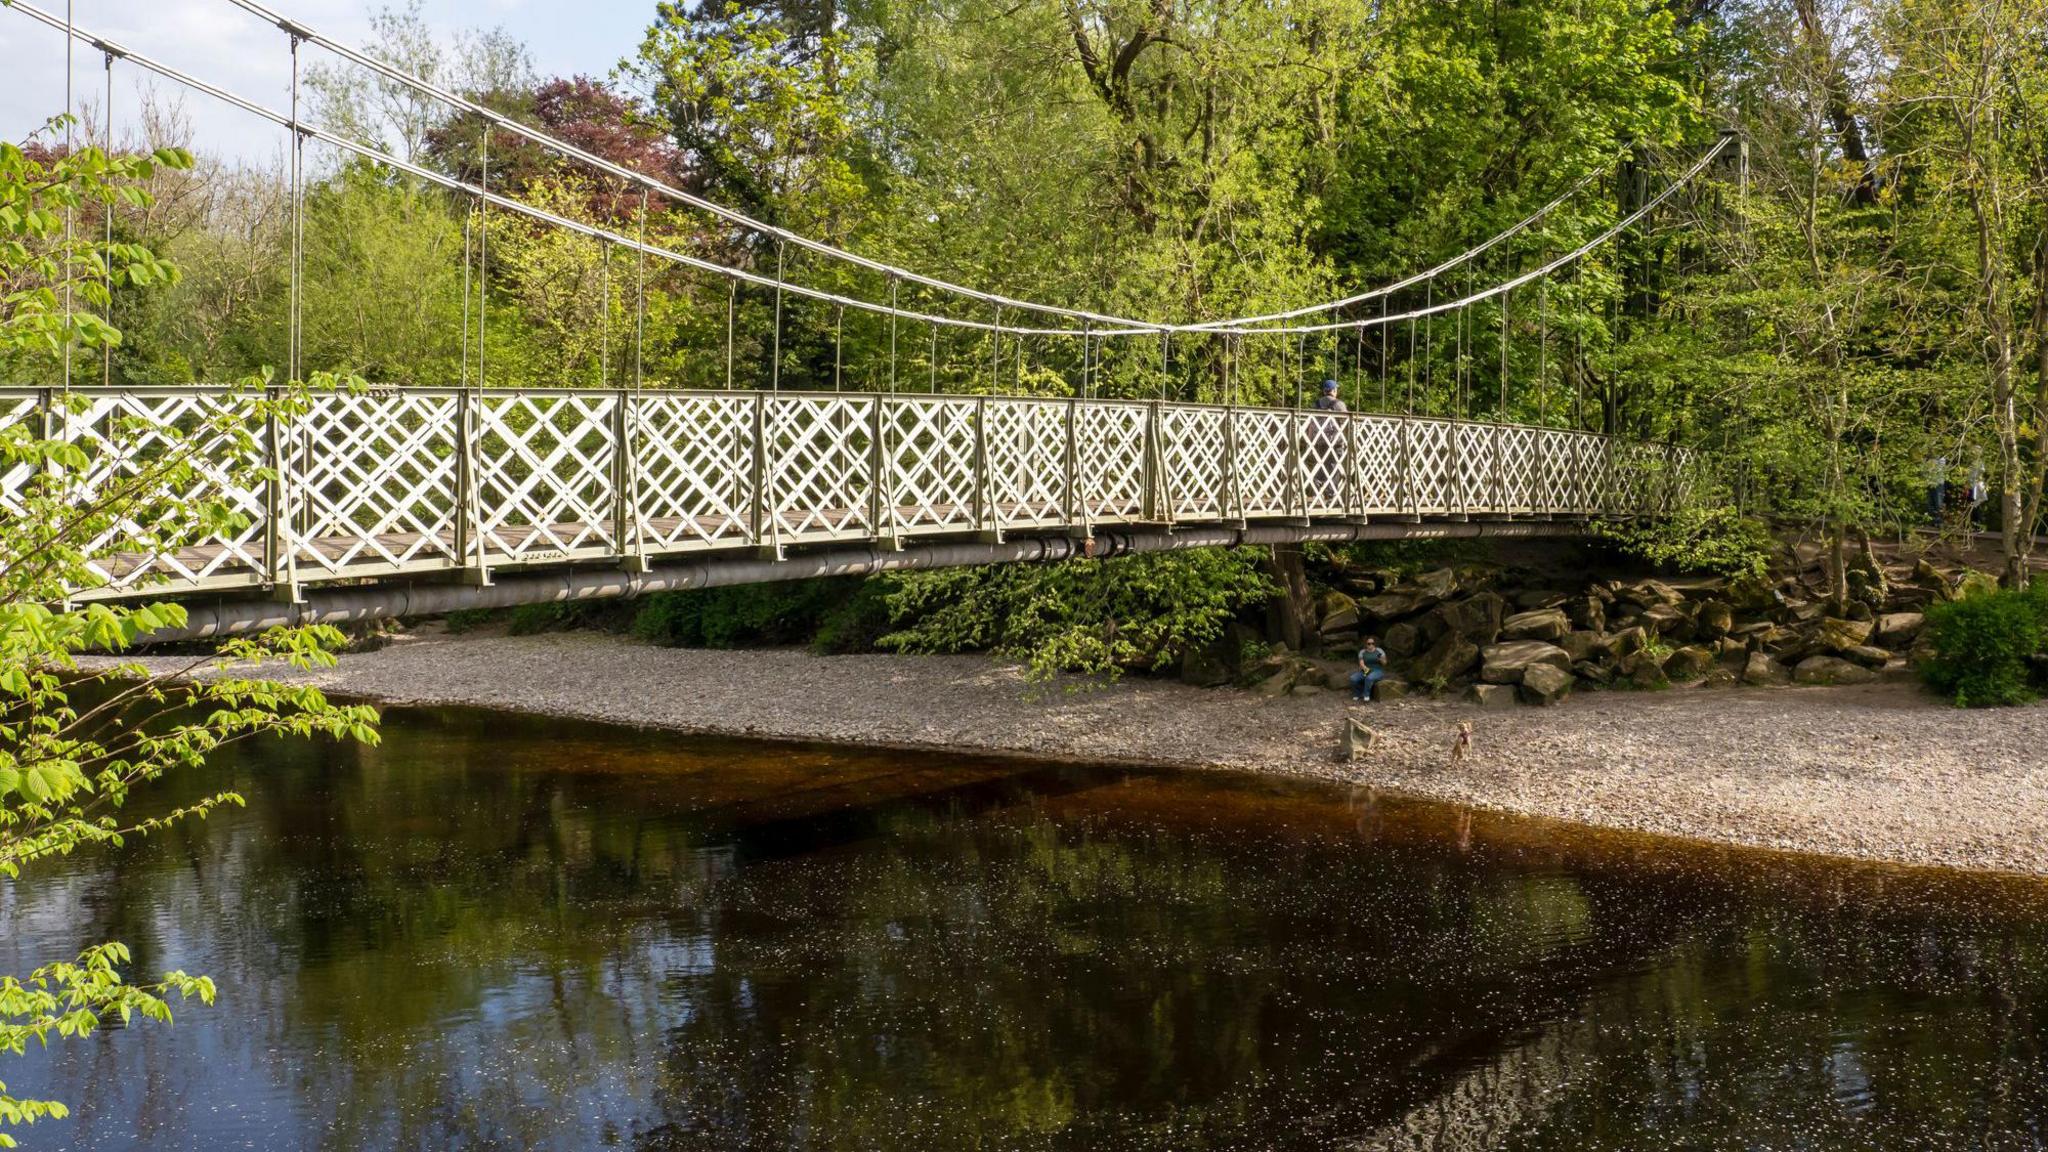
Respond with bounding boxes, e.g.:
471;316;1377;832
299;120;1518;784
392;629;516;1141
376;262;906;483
121;626;2048;878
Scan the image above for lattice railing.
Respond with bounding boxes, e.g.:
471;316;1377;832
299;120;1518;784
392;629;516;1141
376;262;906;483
293;389;462;575
0;385;1701;600
1234;409;1294;518
1158;405;1228;521
985;397;1068;529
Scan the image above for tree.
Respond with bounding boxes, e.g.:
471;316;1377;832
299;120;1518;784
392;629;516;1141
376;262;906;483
1881;0;2048;585
0;116;377;1147
306;0;535;163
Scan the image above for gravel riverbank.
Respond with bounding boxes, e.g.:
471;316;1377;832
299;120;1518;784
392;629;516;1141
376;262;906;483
123;627;2048;877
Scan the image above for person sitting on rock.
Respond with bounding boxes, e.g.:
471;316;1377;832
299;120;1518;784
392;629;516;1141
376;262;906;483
1350;637;1388;702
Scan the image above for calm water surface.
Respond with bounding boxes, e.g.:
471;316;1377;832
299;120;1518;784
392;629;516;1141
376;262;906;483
3;706;2046;1150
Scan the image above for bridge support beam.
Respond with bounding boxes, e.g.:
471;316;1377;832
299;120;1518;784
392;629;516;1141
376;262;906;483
139;520;1590;644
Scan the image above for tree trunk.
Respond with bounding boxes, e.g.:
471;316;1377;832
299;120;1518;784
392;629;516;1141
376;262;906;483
1265;543;1314;653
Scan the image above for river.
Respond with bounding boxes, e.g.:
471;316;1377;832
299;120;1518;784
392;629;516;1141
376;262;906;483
2;705;2045;1150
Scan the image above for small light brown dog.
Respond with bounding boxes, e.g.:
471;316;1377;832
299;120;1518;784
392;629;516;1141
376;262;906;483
1448;721;1472;767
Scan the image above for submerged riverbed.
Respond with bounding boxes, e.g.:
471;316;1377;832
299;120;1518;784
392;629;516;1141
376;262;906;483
4;706;2047;1150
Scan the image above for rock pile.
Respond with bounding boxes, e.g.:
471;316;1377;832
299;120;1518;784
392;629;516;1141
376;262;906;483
1184;559;1966;706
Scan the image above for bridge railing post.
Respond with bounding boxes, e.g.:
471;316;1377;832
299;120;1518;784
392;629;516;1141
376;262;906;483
260;384;301;601
749;391;768;548
1222;403;1243;525
972;394;998;541
1491;420;1505;516
609;388;646;570
455;388;490;584
1285;410;1304;522
1343;413;1364;522
1063;396;1087;537
1397;415;1415;517
1142;399;1164;523
869;393;898;549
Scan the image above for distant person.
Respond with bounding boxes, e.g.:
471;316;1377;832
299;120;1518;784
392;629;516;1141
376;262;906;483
1924;454;1948;525
1310;378;1348;507
1350;636;1387;703
1968;453;1987;529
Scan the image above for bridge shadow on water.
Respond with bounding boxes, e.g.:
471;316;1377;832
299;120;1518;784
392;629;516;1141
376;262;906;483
3;703;2046;1151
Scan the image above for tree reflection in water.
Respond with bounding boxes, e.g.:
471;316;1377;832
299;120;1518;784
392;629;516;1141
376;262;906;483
1;705;2044;1150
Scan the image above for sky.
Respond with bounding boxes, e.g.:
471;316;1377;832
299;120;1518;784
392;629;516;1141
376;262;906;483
0;0;657;162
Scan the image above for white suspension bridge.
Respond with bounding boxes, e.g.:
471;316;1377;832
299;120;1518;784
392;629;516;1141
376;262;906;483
4;0;1730;637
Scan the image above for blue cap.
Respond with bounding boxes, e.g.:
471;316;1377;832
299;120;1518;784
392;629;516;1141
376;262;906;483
1321;378;1340;392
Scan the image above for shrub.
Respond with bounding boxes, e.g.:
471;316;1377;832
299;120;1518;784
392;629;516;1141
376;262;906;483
1919;580;2048;707
1592;506;1773;579
877;548;1275;681
629;577;878;650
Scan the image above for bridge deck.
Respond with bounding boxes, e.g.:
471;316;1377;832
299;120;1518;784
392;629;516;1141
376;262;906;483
4;386;1695;604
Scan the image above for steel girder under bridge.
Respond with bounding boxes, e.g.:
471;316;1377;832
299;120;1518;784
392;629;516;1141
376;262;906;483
7;385;1698;638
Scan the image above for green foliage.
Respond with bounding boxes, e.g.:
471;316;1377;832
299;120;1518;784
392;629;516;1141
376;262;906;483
1593;506;1774;579
1919;580;2048;708
877;550;1275;681
1;112;376;1147
629;577;886;652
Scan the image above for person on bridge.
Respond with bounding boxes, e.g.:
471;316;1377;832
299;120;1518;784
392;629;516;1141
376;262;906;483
1350;637;1388;702
1313;378;1347;412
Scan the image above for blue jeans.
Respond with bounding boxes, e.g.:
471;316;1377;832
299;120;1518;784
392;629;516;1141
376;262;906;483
1350;668;1385;701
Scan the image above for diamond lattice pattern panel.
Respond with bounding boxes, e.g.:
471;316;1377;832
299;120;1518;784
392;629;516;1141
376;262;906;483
633;392;753;551
1354;415;1404;514
1300;412;1349;516
1456;422;1492;512
61;390;269;591
886;396;978;533
0;391;46;517
985;399;1066;528
293;390;460;574
477;392;618;561
1406;419;1457;513
1077;402;1147;521
769;395;874;540
1497;425;1540;513
1234;409;1293;517
1159;406;1227;520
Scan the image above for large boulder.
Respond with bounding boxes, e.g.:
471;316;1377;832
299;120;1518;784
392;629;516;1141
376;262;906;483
1841;644;1893;669
1695;599;1735;641
1501;607;1570;642
1179;644;1233;688
1665;645;1717;681
1558;630;1602;664
1956;569;2000;600
1640;602;1694;639
1383;621;1421;658
1599;626;1648;660
1519;662;1575;706
1793;654;1876;686
1318;591;1360;636
1251;664;1296;696
1618;579;1684;610
1400;567;1460;609
1407;632;1481;686
1742;651;1791;686
1874;612;1925;647
1373;677;1411;702
1480;640;1573;684
1466;683;1518;709
1513;588;1569;611
1572;660;1614;686
1619;648;1671;690
1359;591;1422;625
1566;594;1608;634
1817;616;1875;653
1438;592;1506;645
